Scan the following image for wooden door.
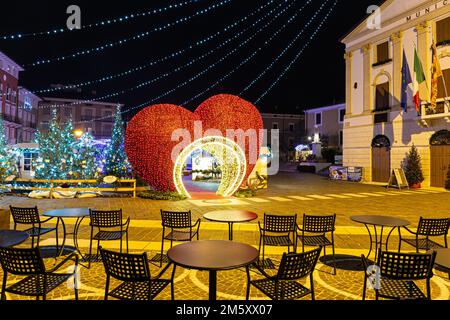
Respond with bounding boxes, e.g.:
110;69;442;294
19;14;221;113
372;147;390;183
431;145;450;187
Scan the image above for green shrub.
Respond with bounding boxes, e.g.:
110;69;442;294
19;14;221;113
234;189;257;198
403;145;424;186
138;191;187;201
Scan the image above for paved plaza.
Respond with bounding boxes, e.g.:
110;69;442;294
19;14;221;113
1;172;449;300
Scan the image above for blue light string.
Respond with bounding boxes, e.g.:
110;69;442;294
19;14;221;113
33;0;280;94
255;0;338;104
68;0;303;120
0;0;202;40
26;0;234;67
179;0;326;107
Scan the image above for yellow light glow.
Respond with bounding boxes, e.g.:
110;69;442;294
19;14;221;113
173;136;246;198
74;130;84;138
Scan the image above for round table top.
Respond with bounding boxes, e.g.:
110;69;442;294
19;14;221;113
350;215;410;227
43;208;90;218
203;210;258;223
0;230;29;247
167;240;259;271
431;248;450;269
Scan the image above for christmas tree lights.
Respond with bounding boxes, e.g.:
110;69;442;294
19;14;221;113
103;105;131;178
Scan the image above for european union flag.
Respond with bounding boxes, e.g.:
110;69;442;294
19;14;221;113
401;50;412;113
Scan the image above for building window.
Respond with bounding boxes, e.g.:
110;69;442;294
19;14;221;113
376;42;390;64
339;109;345;123
375;82;390;111
339;130;343;146
272;122;279;130
436;17;450;45
315;113;322;126
65;108;72;117
41;121;49;129
43;108;51;115
289;123;294;132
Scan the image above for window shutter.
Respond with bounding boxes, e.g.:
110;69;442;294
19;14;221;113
436;17;450;44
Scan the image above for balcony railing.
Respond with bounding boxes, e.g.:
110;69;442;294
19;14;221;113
419;99;450;126
2;114;20;124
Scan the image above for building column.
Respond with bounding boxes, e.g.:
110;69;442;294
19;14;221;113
390;31;403;110
416;21;432;94
362;44;373;113
344;51;353;116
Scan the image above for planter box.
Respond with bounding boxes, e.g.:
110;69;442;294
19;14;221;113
0;208;10;229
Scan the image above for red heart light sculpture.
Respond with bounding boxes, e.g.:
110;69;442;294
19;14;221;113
125;94;263;193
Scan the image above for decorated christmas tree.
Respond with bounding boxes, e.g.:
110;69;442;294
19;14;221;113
73;132;98;179
445;164;450;190
0;115;18;179
403;145;424;186
103;105;131;178
35;109;77;179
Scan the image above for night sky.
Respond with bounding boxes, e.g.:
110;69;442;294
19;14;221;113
0;0;377;117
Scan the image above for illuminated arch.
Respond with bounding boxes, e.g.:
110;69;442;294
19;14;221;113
173;136;247;198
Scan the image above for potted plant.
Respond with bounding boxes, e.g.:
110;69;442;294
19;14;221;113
403;145;424;188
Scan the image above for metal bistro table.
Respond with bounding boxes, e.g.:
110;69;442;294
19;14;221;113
167;240;259;300
0;230;29;247
351;215;410;262
43;208;90;266
203;210;258;241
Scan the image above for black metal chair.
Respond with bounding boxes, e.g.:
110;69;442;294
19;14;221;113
0;247;78;300
159;210;200;267
361;249;436;300
100;247;175;300
88;209;130;268
10;206;58;249
246;247;321;300
398;217;449;252
258;214;297;266
296;214;337;275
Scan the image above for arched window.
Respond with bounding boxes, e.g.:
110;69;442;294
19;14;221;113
371;135;390;148
430;130;450;145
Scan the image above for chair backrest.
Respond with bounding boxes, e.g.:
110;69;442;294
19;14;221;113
161;210;192;228
100;247;150;282
10;206;40;224
263;214;297;233
90;209;123;228
302;214;336;233
377;250;436;280
277;248;322;281
417;217;450;236
0;247;45;275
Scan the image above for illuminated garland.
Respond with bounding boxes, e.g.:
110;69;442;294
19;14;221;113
77;0;313;123
33;0;279;95
26;0;234;67
0;0;202;40
48;0;297;113
255;0;338;103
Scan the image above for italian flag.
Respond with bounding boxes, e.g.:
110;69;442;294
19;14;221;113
413;48;428;115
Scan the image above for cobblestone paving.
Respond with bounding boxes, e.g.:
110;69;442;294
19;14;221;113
1;173;449;300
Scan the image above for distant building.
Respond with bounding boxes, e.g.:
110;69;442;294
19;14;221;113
37;97;122;140
0;50;24;144
304;103;346;150
17;87;40;143
341;0;450;187
261;113;305;161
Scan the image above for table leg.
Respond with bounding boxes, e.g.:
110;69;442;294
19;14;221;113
385;227;396;251
228;222;233;241
58;217;67;257
363;224;373;259
209;270;217;301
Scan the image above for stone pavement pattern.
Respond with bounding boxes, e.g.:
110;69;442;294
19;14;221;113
1;173;449;300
